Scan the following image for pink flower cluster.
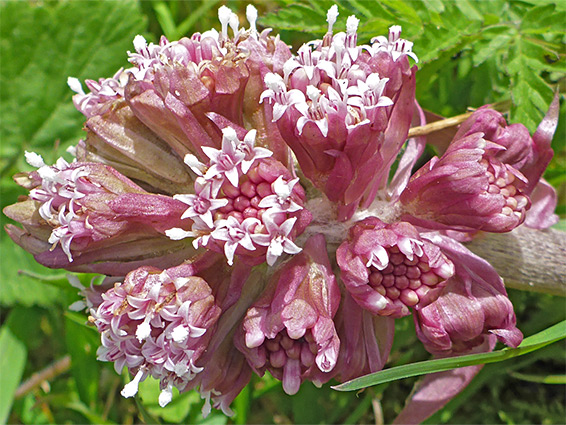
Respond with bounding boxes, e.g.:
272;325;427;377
4;4;559;422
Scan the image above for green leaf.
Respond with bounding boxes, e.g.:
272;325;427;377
0;234;66;307
333;320;566;391
259;3;327;34
509;371;566;384
0;0;146;170
0;0;146;307
232;382;251;425
138;377;197;423
0;312;28;425
64;313;101;407
174;0;221;39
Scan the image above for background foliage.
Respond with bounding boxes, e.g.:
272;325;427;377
0;1;564;424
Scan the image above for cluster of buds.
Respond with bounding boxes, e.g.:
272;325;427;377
4;3;559;422
166;127;310;266
261;5;417;219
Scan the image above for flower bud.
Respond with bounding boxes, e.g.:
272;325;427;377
400;132;531;233
414;235;523;355
90;263;221;404
78;98;193;195
4;157;194;275
260;14;417;220
235;234;340;394
336;217;454;318
453;107;535;170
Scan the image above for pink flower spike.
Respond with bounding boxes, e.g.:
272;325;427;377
202;134;245;187
211;216;260;265
260;73;307;122
371;25;418;63
258;176;302;213
174;180;228;228
252;215;302;266
236;129;273;173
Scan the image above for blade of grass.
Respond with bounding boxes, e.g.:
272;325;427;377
152;1;177;40
509;371;566;384
0;321;27;424
175;0;221;39
333;320;566;391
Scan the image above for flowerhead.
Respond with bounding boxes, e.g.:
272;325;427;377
3;3;559;420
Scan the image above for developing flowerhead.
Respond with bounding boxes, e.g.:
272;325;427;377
166;127;310;266
337;217;454;318
235;235;340;394
400;133;531;233
259;6;417;219
90;264;221;406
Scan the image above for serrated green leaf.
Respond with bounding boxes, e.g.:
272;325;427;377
421;0;445;14
520;3;566;34
333;320;566;391
0;0;146;171
380;0;423;25
472;32;513;67
455;0;484;21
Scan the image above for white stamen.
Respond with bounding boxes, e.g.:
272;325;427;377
389;25;402;43
346;15;359;34
165;227;196;241
246;4;258;33
171;325;190;343
135;319;151;342
121;369;144;398
222;126;239;142
66;145;77;157
67;77;85;95
25;151;46;168
133;34;147;53
264;72;285;92
326;5;339;32
306;85;321;102
218;6;233;40
159;382;174;407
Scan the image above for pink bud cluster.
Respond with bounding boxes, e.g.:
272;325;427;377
260;6;417;219
68;69;128;117
337;218;455;318
166;127;310;266
90;264;221;406
3;3;560;421
23;153;118;261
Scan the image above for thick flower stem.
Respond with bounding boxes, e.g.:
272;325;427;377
466;226;566;296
